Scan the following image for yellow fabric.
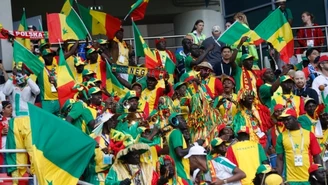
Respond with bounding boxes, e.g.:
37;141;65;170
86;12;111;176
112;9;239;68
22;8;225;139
113;37;129;66
90;133;110;173
274;94;302;116
281;129;311;182
32;145;79;185
86;55;102;80
231;141;260;185
217;93;238;124
140;88;158;112
67;56;76;77
240;107;262;144
318;129;328;156
43;65;58;100
268;22;293;51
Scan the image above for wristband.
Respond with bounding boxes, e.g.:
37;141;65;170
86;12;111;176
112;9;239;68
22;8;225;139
223;179;228;184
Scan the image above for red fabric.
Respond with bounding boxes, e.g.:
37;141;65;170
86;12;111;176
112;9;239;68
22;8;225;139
299;97;306;115
151;171;159;185
296;24;324;54
154;50;177;64
131;2;149;21
225;146;238;166
280;40;294;63
104;14;121;39
46;13;65;43
309;132;322;156
302;67;310;79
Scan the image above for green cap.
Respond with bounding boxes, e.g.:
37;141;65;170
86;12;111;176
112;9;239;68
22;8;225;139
280;75;293;83
61;99;75;113
42;49;54;56
82;69;95;76
173;81;186;90
89;78;101;84
240;54;254;62
97;39;108;44
88;87;102;96
210;138;224;148
87;48;96;55
74;57;85;67
256;164;272;174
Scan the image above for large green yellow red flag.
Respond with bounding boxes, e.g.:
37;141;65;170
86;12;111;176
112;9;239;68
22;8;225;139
125;0;149;21
17;9;31;50
218;21;263;46
77;3;121;39
254;8;294;63
27;103;96;185
57;48;76;107
132;21;160;69
106;62;128;97
46;13;86;43
13;40;44;76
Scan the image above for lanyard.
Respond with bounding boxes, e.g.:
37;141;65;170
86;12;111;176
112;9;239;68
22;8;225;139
287;128;304;155
221;62;232;76
212;36;221;47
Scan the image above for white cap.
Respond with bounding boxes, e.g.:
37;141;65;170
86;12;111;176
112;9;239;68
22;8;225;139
184;143;207;158
276;0;286;3
212;25;221;33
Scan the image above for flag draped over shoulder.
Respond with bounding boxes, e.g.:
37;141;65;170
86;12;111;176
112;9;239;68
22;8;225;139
77;3;121;39
27;103;96;185
13;40;44;76
57;49;76;107
106;62;128;97
126;0;149;21
254;8;294;63
17;9;31;50
46;13;86;43
218;21;262;46
132;21;160;69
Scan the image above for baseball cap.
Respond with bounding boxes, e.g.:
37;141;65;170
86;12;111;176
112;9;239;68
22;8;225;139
125;90;139;101
256;164;272;174
318;55;328;63
279;108;297;118
222;76;235;85
212;25;221;33
88;87;102;96
280;75;293;83
173;81;186;90
240;54;254;62
210;138;225;148
155;37;166;45
74;57;85;67
184;143;207;158
237;126;250;134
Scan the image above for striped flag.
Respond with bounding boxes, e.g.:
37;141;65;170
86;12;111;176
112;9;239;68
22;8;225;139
106;62;128;98
254;8;294;63
132;21;160;69
165;57;175;84
218;21;263;46
125;0;149;21
57;48;76;107
47;13;86;43
77;3;121;39
17;9;31;50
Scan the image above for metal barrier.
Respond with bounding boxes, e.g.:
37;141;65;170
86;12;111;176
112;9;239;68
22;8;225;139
0;149;93;185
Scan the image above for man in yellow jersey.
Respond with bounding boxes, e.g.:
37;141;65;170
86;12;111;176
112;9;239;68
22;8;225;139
109;28;131;67
226;126;268;185
72;56;86;83
276;108;322;184
64;40;79;73
38;49;60;115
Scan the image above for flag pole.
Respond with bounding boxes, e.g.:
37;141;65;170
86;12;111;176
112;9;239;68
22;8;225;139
38;19;43;30
71;6;93;41
131;18;137;65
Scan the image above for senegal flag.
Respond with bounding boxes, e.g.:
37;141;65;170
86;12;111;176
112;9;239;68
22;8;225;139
17;9;31;50
254;8;294;63
46;13;86;43
77;3;121;39
132;21;160;69
13;40;44;76
218;21;262;46
57;48;76;107
27;103;96;185
165;57;175;84
106;62;128;97
125;0;149;21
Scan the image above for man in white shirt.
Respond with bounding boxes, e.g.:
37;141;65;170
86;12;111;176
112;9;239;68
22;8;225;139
2;62;40;117
205;138;246;185
312;55;328;100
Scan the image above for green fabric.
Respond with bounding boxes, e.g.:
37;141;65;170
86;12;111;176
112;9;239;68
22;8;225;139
168;129;190;182
13;40;44;76
62;4;87;40
259;83;273;108
105;167;120;185
270;8;293;21
176;51;193;73
68;101;93;134
218;22;250;45
255;8;288;40
77;4;93;33
115;121;140;139
295;62;304;70
132;21;147;57
213;157;236;171
232;65;242;92
165;57;175;75
232;111;246;135
288;182;310;185
41;100;60;115
28;103;96;178
5;118;17;174
139;136;161;146
297;115;313;132
234;45;260;64
275;133;283;154
258;143;268;163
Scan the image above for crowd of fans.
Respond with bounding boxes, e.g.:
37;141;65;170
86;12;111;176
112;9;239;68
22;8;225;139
0;0;328;184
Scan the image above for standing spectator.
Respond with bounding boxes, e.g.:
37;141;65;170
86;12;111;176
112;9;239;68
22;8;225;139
202;25;225;75
216;46;234;77
225;21;232;30
176;38;192;78
312;55;328;98
0;101;12;172
293;71;319;104
187;20;206;46
274;0;293;26
276;108;323;184
0;62;8;102
297;11;324;54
